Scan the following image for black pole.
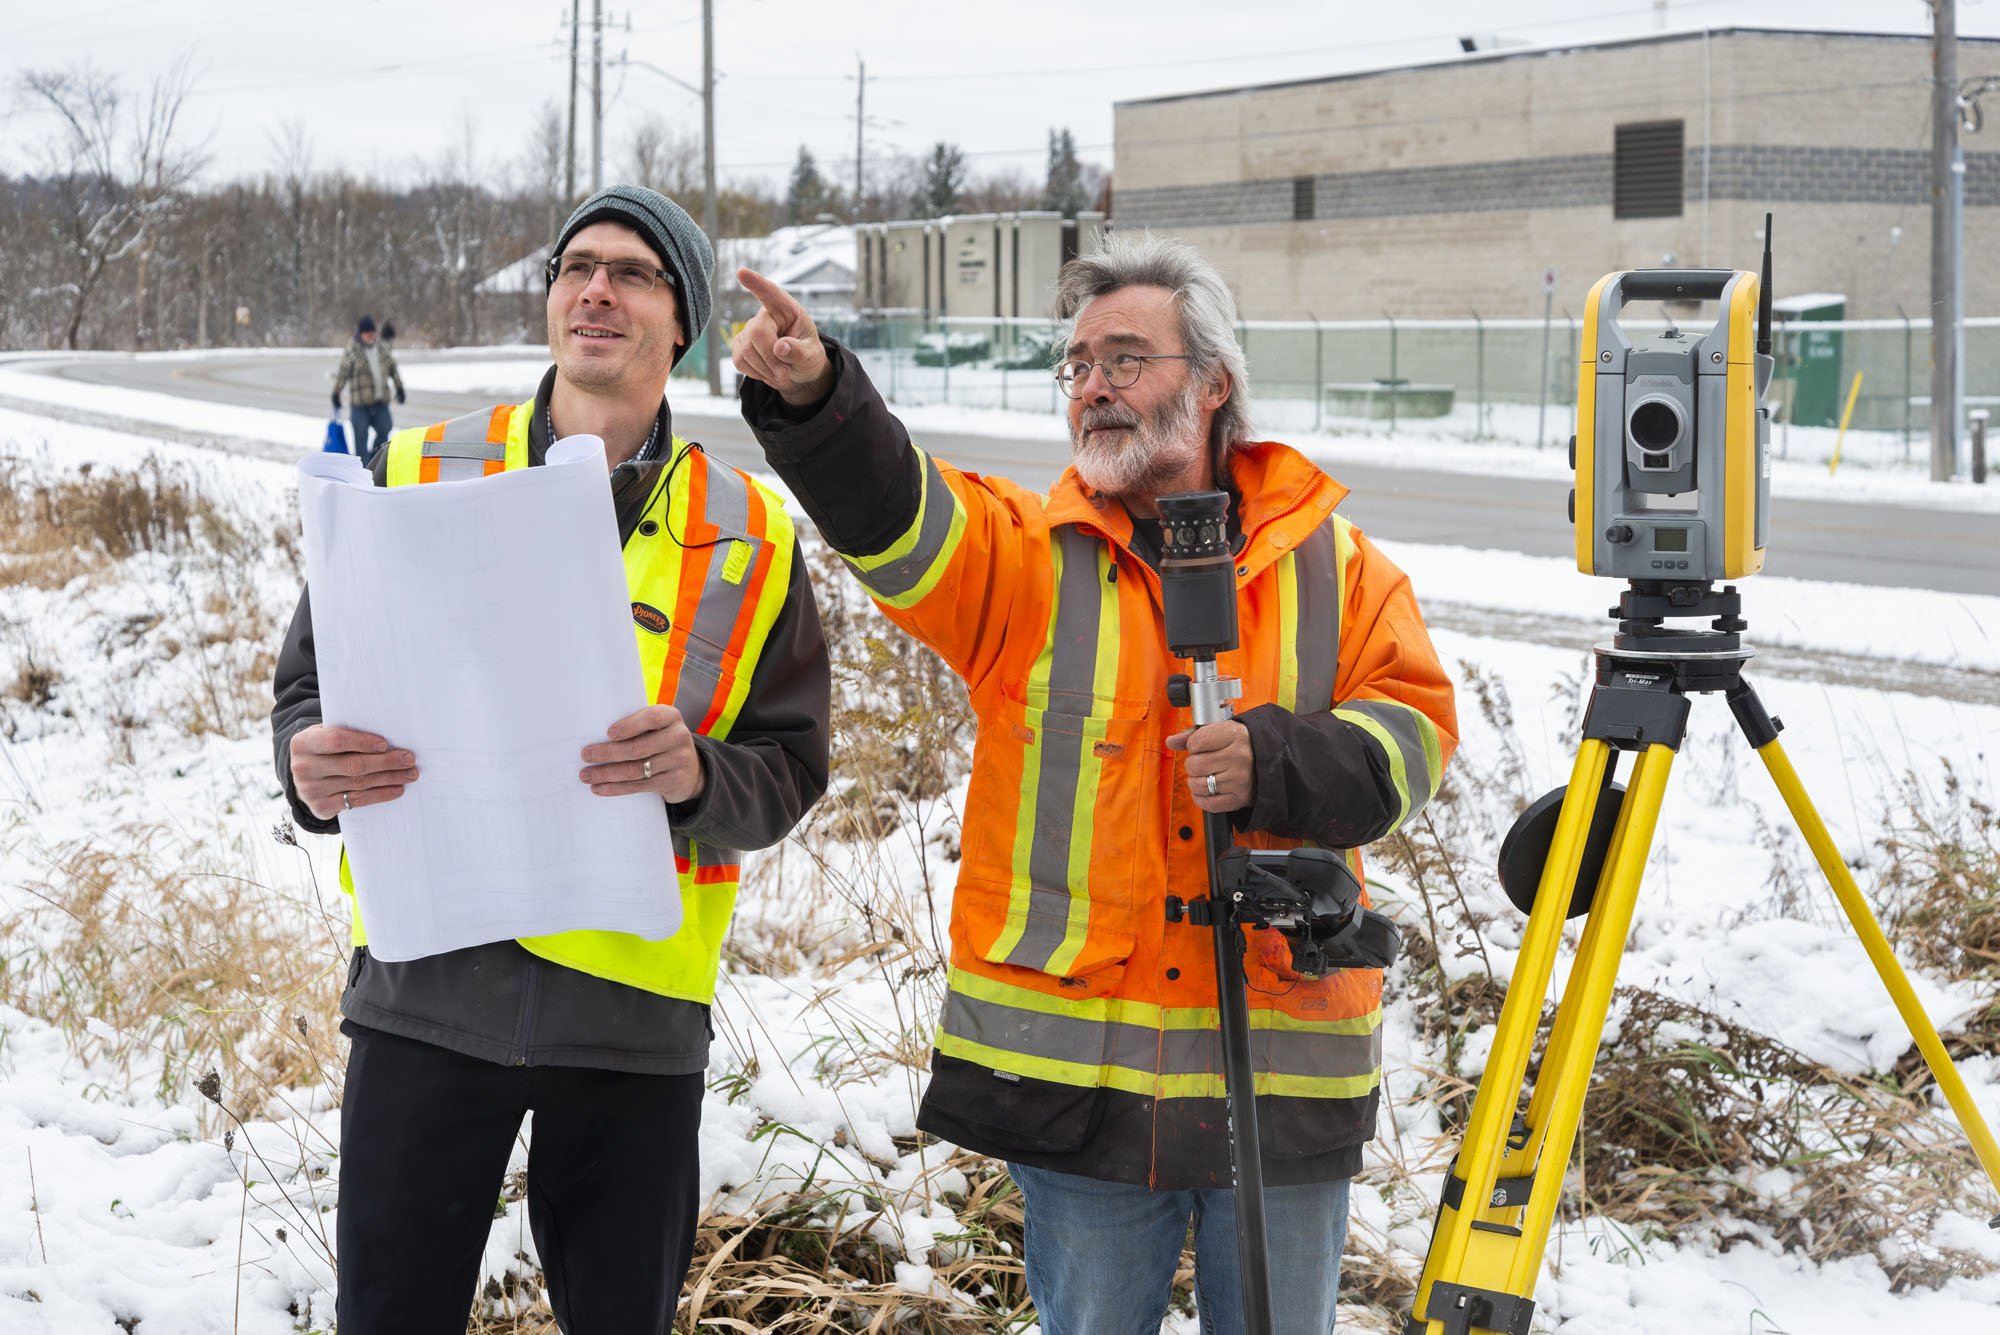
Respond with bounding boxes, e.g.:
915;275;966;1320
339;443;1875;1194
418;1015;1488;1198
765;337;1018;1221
1182;654;1274;1335
1158;491;1273;1335
1202;801;1274;1333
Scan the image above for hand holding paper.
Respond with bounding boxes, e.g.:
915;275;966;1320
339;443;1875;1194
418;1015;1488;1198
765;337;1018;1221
580;703;706;803
291;724;419;819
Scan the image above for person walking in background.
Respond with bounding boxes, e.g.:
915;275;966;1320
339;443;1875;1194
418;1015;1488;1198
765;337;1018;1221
331;314;405;464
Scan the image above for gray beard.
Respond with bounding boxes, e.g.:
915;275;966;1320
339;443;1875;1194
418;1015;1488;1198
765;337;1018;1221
1070;381;1206;500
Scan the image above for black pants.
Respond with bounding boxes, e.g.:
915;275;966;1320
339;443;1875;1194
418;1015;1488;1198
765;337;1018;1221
335;1024;703;1334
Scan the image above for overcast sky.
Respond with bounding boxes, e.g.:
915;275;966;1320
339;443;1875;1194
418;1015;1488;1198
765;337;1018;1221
5;0;1998;193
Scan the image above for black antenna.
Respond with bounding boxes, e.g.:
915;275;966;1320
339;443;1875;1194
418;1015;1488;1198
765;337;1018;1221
1756;212;1774;357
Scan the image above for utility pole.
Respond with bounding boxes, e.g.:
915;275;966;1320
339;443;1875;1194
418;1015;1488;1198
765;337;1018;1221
1932;0;1961;482
565;0;579;200
854;55;866;218
591;0;604;193
703;0;721;396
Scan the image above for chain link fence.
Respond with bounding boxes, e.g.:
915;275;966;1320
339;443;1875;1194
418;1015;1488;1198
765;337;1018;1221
814;313;2000;465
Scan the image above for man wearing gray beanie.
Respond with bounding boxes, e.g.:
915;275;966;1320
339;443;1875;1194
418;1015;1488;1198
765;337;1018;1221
271;182;828;1333
549;183;715;368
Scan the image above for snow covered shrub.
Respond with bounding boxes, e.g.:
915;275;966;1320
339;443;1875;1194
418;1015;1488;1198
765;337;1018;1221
0;825;348;1126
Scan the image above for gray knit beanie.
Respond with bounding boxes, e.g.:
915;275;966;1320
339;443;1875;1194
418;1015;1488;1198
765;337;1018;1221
551;184;713;364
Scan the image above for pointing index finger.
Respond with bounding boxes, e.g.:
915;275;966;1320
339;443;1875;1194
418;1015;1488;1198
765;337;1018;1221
737;268;800;322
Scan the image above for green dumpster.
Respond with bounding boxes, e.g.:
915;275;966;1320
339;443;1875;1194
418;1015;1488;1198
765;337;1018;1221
1772;293;1845;428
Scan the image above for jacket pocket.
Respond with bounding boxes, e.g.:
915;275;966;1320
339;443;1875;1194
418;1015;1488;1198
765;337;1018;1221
667;633;736;723
956;691;1157;991
921;1052;1105;1155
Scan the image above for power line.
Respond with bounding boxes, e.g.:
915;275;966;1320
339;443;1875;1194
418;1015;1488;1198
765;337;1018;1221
11;0;359;51
705;71;1935;176
714;0;1750;87
186;43;559;98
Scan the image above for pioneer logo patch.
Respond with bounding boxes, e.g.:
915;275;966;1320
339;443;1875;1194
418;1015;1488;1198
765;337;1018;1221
631;602;670;635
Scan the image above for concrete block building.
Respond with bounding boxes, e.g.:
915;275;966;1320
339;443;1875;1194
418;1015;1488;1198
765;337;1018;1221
1112;27;2000;320
854;211;1107;318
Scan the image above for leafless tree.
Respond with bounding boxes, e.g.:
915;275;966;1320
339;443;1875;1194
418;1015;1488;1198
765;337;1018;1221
517;99;570;241
18;58;208;349
959;166;1040;215
266;117;316;335
622;113;702;201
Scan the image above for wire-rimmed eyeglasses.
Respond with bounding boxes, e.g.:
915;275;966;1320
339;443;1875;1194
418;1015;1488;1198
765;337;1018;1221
1054;353;1190;399
545;253;678;294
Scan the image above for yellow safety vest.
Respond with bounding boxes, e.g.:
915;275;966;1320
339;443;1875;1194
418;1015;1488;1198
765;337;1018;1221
336;398;796;1004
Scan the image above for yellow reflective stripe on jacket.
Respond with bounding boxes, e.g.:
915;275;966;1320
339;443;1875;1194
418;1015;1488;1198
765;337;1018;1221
348;401;787;1004
1273;522;1342;714
1332;698;1445;835
986;528;1121;975
936;968;1384;1099
841;445;966;609
1320;512;1438;834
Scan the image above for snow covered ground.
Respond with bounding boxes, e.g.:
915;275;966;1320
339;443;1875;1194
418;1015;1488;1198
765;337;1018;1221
0;367;1997;1333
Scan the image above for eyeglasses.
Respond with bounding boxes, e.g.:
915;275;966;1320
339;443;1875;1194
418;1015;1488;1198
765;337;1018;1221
546;253;678;294
1055;353;1190;399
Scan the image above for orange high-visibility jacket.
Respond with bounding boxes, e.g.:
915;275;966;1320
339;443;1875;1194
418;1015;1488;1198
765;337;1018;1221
750;354;1458;1188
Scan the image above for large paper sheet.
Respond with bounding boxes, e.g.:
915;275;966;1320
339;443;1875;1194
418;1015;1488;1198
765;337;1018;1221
296;437;679;962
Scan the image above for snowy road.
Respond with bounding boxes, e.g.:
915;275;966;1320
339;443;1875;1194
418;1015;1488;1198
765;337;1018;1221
21;349;2000;597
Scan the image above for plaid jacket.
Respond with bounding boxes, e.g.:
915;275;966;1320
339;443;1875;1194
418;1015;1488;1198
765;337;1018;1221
333;339;403;406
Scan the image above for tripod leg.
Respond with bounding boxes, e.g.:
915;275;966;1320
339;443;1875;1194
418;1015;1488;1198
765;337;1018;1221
1749;727;2000;1210
1502;741;1675;1291
1410;738;1675;1332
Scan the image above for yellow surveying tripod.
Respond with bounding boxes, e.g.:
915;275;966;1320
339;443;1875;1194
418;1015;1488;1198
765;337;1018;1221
1403;581;2000;1334
1410;239;2000;1332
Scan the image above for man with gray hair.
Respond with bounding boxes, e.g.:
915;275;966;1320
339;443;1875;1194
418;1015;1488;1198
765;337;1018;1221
733;233;1456;1334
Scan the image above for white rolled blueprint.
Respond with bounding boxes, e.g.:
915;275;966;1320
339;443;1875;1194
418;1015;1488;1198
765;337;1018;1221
296;436;679;961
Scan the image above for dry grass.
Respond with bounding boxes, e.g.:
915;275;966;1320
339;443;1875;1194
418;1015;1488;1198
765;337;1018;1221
0;451;295;745
1573;985;1994;1291
5;448;1997;1330
0;454;243;578
1876;760;2000;984
0;821;349;1122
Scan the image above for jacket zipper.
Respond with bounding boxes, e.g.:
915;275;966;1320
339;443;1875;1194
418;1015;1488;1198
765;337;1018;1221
511;954;542;1066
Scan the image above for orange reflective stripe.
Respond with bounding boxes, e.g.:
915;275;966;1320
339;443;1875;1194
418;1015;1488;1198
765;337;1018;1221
657;543;714;707
675;849;740;885
419;456;441;483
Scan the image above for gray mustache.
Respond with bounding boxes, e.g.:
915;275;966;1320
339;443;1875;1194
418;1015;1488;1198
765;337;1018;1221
1079;406;1141;431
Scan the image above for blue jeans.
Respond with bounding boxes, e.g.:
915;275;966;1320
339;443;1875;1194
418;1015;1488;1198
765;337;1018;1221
349;402;394;465
1008;1162;1350;1335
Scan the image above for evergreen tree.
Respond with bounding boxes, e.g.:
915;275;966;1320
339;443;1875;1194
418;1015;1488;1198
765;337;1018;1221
1042;127;1087;218
785;145;830;226
910;141;966;219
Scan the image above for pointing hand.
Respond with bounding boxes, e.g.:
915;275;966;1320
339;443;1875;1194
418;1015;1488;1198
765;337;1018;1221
731;268;834;407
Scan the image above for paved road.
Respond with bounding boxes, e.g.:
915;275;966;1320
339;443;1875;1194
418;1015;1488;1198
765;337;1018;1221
29;350;2000;596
